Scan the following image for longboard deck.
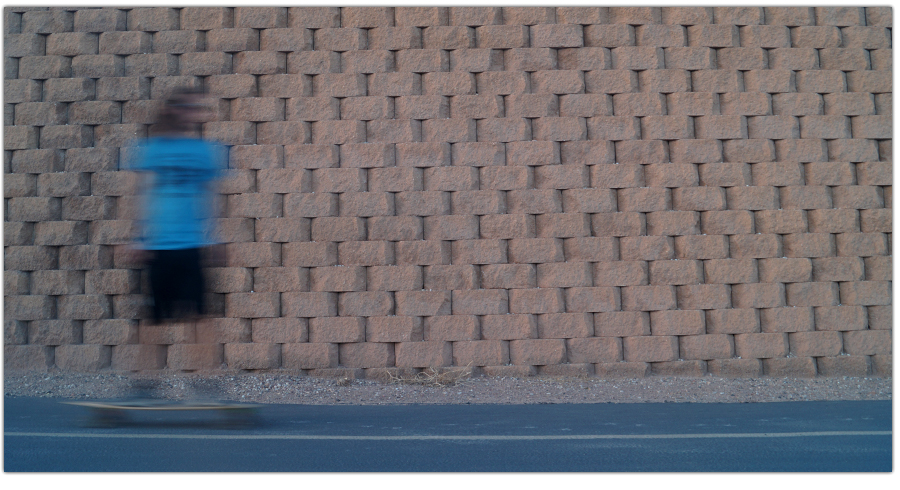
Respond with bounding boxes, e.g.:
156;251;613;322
65;400;262;428
65;400;261;411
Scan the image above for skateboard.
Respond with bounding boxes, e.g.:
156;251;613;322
64;399;262;428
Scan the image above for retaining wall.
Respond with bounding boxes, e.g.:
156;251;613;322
3;6;893;378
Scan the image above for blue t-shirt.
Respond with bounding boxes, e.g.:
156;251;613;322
133;136;224;250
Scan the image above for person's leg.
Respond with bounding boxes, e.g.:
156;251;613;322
148;251;166;325
184;248;206;317
167;248;205;320
131;250;192;400
151;250;185;324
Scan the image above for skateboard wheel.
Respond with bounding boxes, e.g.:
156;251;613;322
224;408;259;428
86;409;127;428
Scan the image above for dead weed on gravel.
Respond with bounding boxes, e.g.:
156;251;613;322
387;365;474;387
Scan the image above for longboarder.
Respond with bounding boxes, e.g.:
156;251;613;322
65;89;246;426
125;88;225;400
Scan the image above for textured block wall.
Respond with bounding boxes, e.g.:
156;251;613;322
3;6;893;378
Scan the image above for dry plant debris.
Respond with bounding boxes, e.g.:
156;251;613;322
387;365;474;387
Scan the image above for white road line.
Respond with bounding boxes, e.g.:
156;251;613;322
4;431;891;441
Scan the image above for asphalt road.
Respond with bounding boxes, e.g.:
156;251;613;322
4;397;891;472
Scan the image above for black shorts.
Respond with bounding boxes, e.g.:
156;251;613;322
148;248;206;324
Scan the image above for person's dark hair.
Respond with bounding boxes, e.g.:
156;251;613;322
154;87;207;134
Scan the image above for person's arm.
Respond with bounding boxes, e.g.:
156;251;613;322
127;141;152;263
203;141;227;267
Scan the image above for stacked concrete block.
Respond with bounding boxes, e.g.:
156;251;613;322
4;7;891;378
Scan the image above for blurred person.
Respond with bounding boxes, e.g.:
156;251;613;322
131;87;225;327
123;88;225;399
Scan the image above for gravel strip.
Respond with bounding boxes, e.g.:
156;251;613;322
4;371;892;405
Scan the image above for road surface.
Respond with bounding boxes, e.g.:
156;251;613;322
4;397;891;472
